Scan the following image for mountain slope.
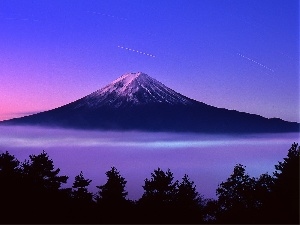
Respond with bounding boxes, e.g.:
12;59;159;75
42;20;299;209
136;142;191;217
2;72;299;133
74;72;193;108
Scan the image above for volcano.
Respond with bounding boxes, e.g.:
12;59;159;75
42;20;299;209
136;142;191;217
2;72;299;133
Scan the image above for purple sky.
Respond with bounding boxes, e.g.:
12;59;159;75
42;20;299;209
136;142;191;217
0;0;299;122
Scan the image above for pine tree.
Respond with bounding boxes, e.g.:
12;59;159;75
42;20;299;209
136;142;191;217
70;171;95;223
0;151;22;222
138;168;178;223
95;167;130;223
176;174;204;223
72;171;93;203
177;174;202;207
216;164;257;223
11;150;70;223
140;168;178;205
0;151;20;175
96;166;128;205
268;142;300;223
22;150;68;191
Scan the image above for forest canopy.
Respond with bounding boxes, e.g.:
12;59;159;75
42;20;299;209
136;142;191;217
0;143;299;224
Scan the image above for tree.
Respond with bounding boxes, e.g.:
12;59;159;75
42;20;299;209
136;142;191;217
266;142;300;223
20;151;70;223
0;151;21;190
70;171;96;223
216;164;257;223
22;150;68;191
0;151;20;175
203;198;219;223
0;151;23;222
176;174;205;223
274;142;299;183
140;168;178;205
96;166;128;204
72;171;93;203
138;168;178;223
95;167;131;223
177;174;202;207
254;173;274;207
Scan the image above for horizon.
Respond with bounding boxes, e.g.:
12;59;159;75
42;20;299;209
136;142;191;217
0;0;299;123
1;71;299;124
2;70;300;124
0;71;299;123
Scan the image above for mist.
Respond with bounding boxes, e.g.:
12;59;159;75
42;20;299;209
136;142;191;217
0;125;298;200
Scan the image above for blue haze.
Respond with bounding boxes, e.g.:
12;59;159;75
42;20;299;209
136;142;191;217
0;125;298;200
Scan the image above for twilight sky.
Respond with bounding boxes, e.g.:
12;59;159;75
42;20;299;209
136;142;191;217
0;0;299;122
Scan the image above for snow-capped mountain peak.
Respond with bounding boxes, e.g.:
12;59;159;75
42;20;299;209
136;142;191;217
75;72;194;108
5;72;299;133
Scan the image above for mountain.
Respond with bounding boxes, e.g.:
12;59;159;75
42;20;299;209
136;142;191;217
74;72;193;108
2;72;299;133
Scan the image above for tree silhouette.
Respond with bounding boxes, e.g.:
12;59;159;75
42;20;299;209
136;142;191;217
72;171;93;203
138;168;178;223
265;142;300;223
203;198;219;223
177;174;202;206
20;150;69;223
70;171;96;223
96;166;128;204
95;166;130;223
254;172;274;205
175;174;205;223
22;150;68;191
0;151;21;190
0;143;298;223
0;151;20;175
140;167;178;205
216;164;257;223
0;151;23;222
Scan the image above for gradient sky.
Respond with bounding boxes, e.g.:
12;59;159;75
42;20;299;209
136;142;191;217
0;0;299;122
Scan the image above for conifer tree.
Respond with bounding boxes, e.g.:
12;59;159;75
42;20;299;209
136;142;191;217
0;151;22;222
140;168;178;205
72;171;93;203
138;168;178;223
176;174;204;223
216;164;257;223
95;167;130;223
0;151;20;175
268;142;300;223
96;166;128;204
177;174;202;207
22;150;68;191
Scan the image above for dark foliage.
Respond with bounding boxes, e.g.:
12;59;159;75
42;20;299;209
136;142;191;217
138;168;205;223
140;168;178;205
0;151;22;222
95;166;134;223
261;142;300;224
96;166;128;204
175;174;205;223
216;164;267;223
138;168;179;223
69;171;97;223
215;143;299;224
0;151;72;223
22;150;68;191
72;171;93;202
0;142;298;224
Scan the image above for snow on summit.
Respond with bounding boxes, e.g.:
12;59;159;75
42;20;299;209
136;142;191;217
75;72;194;108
